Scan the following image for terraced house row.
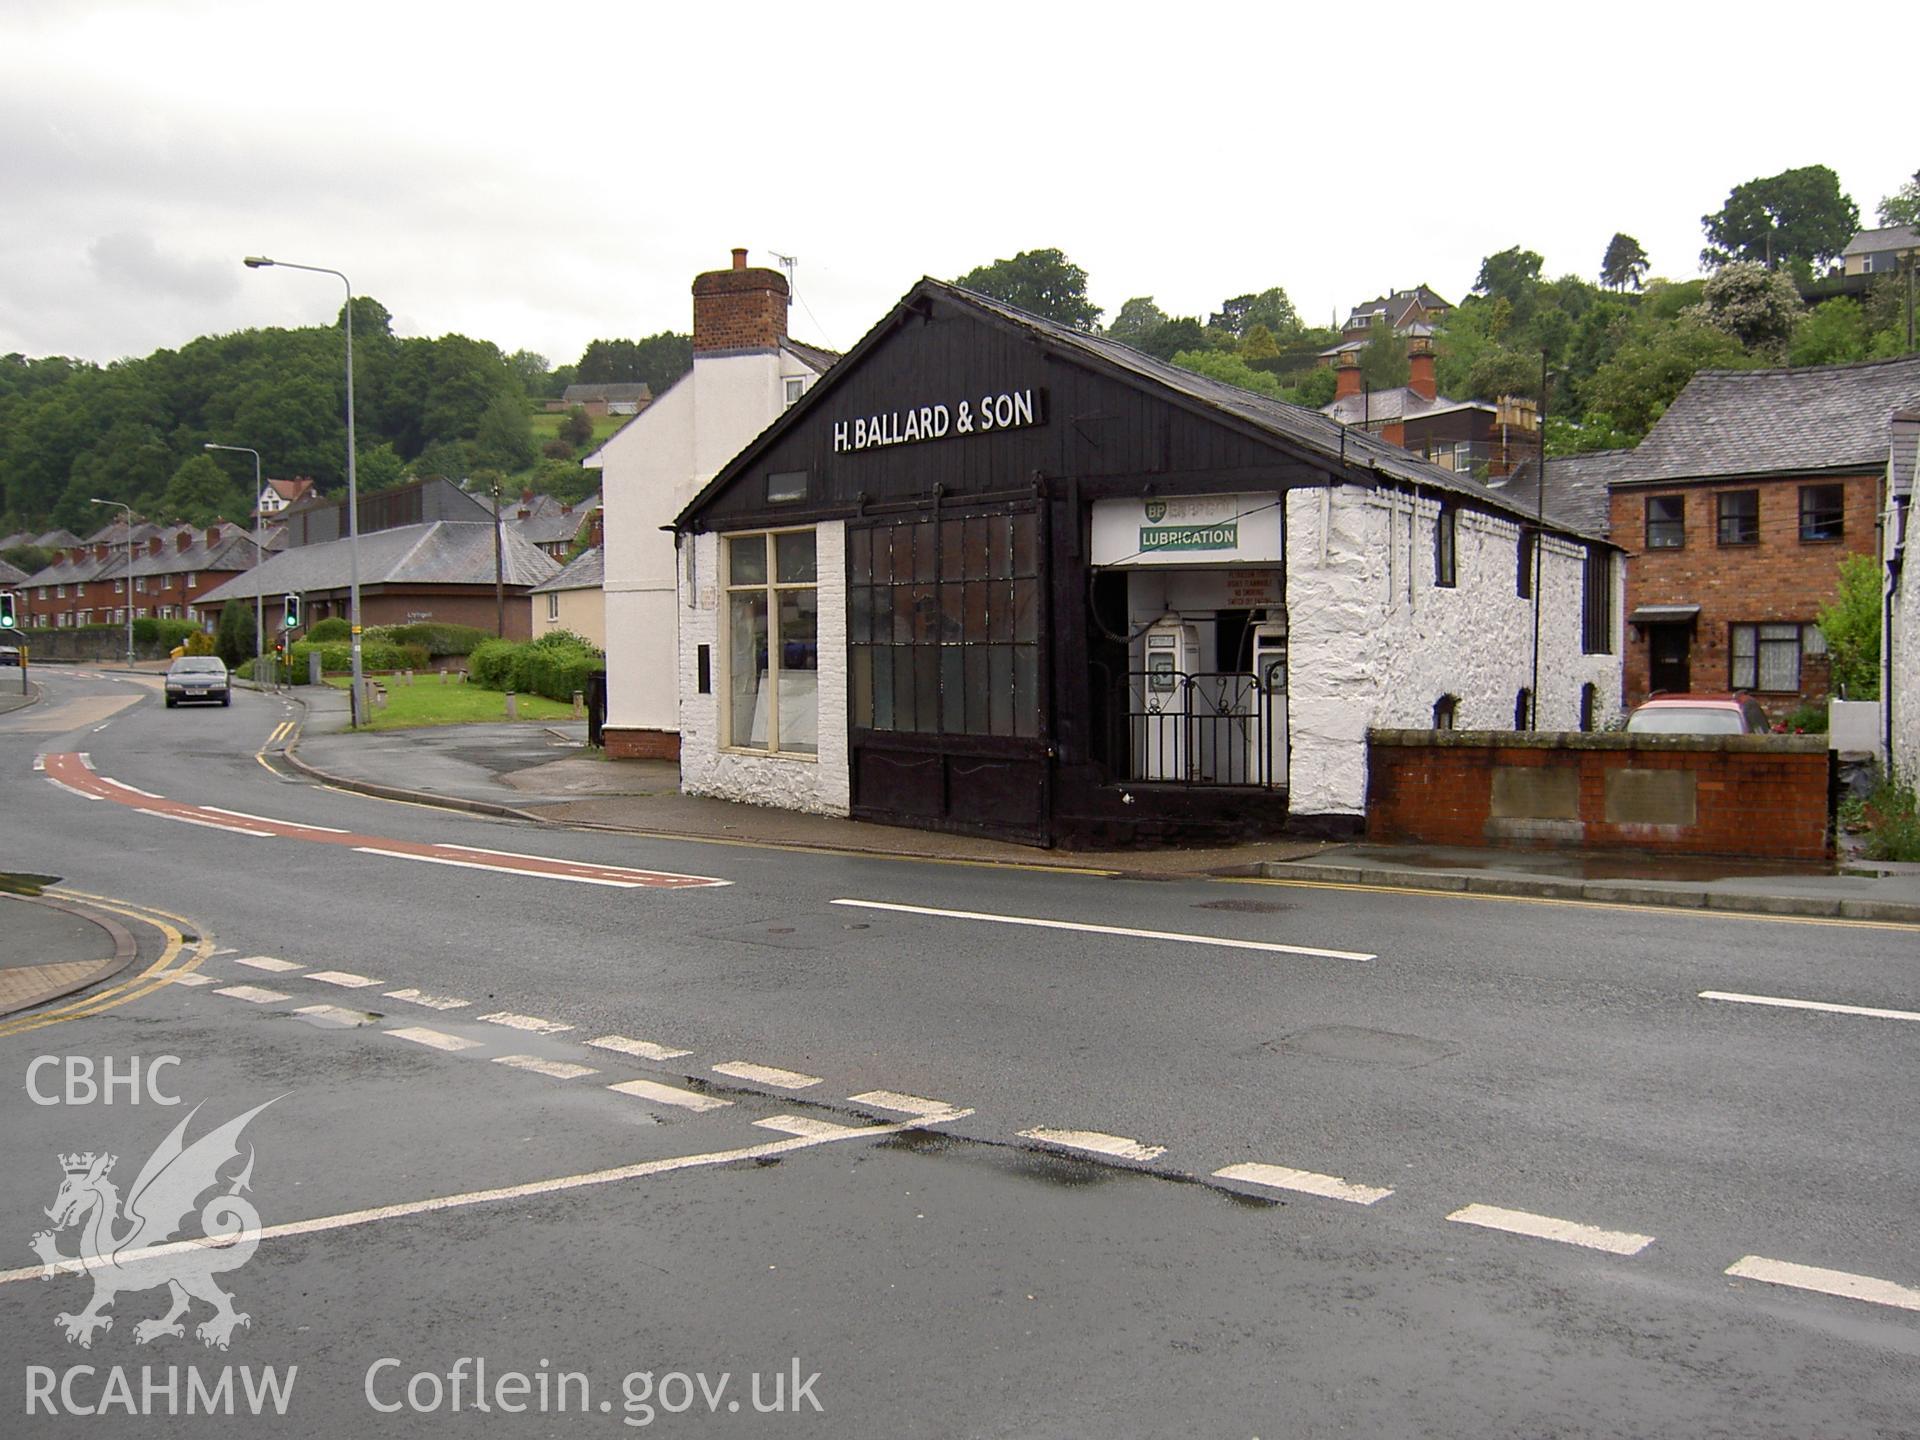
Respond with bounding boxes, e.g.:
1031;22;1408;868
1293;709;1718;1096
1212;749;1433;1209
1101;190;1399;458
16;522;270;629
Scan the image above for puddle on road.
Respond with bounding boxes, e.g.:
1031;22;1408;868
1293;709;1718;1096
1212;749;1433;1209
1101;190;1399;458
1192;897;1297;915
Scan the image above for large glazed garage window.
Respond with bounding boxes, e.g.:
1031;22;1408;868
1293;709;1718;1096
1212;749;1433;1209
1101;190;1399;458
724;530;818;756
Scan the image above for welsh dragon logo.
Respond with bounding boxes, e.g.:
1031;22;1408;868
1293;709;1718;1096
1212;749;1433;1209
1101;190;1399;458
31;1099;277;1350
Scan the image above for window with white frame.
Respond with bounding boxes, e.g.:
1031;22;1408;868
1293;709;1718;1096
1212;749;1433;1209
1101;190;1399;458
75;583;85;597
1731;622;1802;692
545;592;559;621
724;530;818;756
783;377;807;410
56;585;65;598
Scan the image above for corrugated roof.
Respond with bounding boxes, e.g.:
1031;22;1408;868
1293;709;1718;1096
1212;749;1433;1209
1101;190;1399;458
195;521;559;605
530;545;603;593
1617;354;1920;484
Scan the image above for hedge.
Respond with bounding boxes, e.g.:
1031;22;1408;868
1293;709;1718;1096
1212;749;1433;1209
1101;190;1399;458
133;617;200;650
287;638;430;679
468;633;603;704
371;622;492;657
304;617;352;643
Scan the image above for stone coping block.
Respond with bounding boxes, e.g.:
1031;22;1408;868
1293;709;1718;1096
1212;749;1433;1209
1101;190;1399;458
1368;728;1828;756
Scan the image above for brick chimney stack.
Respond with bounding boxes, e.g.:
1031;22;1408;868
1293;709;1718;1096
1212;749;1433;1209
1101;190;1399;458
1406;334;1437;402
177;530;194;552
692;248;789;355
1334;352;1363;402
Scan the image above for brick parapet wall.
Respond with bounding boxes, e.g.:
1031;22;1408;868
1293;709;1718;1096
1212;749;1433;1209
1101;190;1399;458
1366;729;1832;860
603;727;682;761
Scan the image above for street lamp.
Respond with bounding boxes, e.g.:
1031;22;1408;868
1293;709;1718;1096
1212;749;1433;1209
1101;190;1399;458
89;498;135;668
244;255;363;725
204;443;266;683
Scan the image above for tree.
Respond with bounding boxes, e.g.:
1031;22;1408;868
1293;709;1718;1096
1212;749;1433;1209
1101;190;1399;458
1358;317;1409;392
1819;553;1881;700
215;591;257;671
574;333;691;396
560;406;594;448
1240;324;1281;361
954;248;1101;330
1877;169;1920;228
1474;247;1545;304
1700;165;1860;278
1168;349;1288;400
1106;297;1168;345
1600;233;1650;291
159;454;246;527
1287;365;1339;409
506;349;553;399
1584;320;1750;439
1789;298;1870;367
1134;316;1213;361
1688;261;1803;357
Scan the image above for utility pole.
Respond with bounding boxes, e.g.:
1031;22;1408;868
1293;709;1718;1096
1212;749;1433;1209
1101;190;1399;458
490;477;506;637
1530;353;1547;732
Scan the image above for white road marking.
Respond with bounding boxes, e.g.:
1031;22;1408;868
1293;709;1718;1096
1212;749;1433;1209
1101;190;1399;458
214;985;290;1005
588;1034;692;1061
233;955;303;973
1447;1203;1654;1256
849;1089;962;1119
292;1004;376;1028
480;1011;575;1035
99;778;162;798
1700;990;1920;1024
46;778;104;801
161;972;220;987
204;805;349;833
31;755;44;771
493;1055;598;1080
1213;1162;1393;1205
306;969;384;989
78;753;94;770
754;1115;874;1140
0;1111;966;1289
385;987;471;1011
712;1061;822;1090
1018;1128;1167;1162
138;810;274;837
353;846;654;889
831;898;1376;962
388;1026;482;1053
607;1078;732;1112
1726;1255;1920;1312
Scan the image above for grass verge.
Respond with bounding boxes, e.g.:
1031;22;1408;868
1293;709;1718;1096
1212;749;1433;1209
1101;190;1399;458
324;675;576;731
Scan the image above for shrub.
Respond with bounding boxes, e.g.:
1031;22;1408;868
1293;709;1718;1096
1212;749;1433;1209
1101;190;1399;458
1779;703;1828;734
288;638;429;679
467;635;603;703
305;617;352;643
133;617;199;650
1861;780;1920;862
381;622;492;657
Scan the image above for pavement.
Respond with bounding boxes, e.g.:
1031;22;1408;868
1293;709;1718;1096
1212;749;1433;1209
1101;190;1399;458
272;678;1920;927
0;885;138;1015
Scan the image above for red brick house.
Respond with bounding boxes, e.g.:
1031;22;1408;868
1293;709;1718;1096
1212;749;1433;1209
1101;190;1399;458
22;523;269;631
1322;335;1537;479
1609;355;1920;717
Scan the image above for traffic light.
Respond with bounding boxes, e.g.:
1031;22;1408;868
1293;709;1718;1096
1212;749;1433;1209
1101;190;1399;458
283;593;300;629
0;591;15;630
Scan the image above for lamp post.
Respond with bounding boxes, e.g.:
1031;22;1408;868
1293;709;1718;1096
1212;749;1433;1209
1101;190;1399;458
204;443;266;684
89;498;135;668
244;255;362;725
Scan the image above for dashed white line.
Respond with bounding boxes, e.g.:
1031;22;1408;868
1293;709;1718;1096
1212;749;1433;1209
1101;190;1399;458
831;898;1376;962
1447;1203;1654;1256
138;810;274;837
161;972;220;987
712;1061;822;1090
607;1078;732;1112
1726;1255;1920;1312
1213;1162;1393;1205
388;1026;482;1053
1018;1128;1167;1162
214;985;291;1005
754;1115;874;1140
479;1011;575;1036
233;955;303;973
292;1004;376;1028
385;988;471;1011
1700;990;1920;1024
203;806;349;833
493;1055;597;1080
588;1035;692;1061
849;1089;961;1119
306;970;384;989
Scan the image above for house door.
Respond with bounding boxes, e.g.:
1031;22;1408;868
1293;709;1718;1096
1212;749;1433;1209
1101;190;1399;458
1648;623;1691;694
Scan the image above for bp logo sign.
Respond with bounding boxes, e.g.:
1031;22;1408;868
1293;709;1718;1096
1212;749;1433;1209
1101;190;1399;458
1144;500;1167;523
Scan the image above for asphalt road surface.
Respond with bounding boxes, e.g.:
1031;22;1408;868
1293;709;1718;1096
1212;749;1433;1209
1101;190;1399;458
3;668;1917;1437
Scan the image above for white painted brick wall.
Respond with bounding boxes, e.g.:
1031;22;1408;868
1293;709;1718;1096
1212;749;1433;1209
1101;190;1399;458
1286;488;1624;816
676;523;850;816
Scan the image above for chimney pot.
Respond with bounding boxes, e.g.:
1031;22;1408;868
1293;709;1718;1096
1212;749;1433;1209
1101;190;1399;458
1406;336;1437;402
1334;353;1363;403
692;252;791;355
732;247;748;269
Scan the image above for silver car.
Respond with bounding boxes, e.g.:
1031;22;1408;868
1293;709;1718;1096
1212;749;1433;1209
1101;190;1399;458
164;656;231;708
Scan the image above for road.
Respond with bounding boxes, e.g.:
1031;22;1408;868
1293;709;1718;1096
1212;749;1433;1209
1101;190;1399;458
2;668;1916;1437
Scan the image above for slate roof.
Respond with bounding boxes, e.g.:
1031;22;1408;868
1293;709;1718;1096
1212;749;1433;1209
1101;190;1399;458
681;278;1611;545
1614;354;1920;486
0;557;29;586
1321;388;1491;426
783;338;840;374
562;382;652;405
1843;225;1919;257
33;529;80;549
22;525;272;587
530;545;603;594
1491;449;1637;536
195;521;559;605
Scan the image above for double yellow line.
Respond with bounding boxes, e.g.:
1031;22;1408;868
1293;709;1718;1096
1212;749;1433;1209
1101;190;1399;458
0;891;213;1039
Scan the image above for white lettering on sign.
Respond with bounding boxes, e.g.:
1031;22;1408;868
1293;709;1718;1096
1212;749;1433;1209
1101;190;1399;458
832;389;1042;454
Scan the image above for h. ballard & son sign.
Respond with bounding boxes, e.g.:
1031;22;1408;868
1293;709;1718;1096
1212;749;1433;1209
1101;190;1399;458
831;388;1046;455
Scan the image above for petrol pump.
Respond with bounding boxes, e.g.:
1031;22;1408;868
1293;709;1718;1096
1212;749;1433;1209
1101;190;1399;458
1135;619;1200;780
1248;612;1288;787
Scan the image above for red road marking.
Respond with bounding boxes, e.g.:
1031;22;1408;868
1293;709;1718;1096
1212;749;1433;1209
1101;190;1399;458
41;752;728;891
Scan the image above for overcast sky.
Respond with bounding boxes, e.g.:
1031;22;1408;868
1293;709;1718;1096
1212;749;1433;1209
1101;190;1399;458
4;1;1915;370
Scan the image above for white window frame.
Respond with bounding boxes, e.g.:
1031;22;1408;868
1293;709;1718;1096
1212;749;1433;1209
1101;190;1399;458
783;376;807;410
1730;622;1802;693
720;528;818;759
545;591;560;621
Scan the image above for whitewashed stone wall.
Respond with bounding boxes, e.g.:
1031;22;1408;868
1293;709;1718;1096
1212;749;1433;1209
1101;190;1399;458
1285;487;1624;817
676;522;851;815
1891;508;1919;783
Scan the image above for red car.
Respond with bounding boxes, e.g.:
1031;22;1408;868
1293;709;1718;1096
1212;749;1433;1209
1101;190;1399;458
1624;693;1773;736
